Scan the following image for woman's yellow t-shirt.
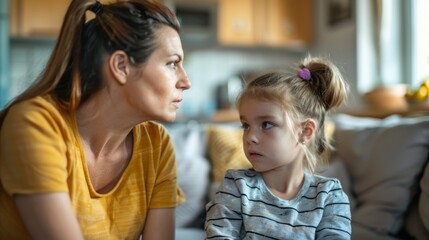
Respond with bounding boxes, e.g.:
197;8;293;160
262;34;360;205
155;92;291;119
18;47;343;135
0;96;184;239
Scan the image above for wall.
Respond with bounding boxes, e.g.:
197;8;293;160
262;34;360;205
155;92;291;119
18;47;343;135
310;0;359;109
0;0;9;108
8;40;54;100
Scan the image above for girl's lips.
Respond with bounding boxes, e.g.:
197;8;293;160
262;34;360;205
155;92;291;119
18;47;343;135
248;150;262;156
250;152;261;156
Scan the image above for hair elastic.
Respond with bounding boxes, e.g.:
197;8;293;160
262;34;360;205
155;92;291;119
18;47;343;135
90;1;103;15
297;68;311;81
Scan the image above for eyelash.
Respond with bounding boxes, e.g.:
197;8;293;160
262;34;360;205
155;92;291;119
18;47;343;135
262;121;274;129
241;123;249;131
168;60;179;69
240;121;274;131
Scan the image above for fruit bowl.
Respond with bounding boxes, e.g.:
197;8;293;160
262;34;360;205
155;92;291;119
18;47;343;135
363;84;408;111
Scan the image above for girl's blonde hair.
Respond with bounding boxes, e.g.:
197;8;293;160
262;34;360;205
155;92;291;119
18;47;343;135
236;56;348;173
0;0;179;126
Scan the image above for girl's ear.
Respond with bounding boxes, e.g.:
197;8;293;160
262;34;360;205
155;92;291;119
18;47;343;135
299;119;317;143
108;50;130;85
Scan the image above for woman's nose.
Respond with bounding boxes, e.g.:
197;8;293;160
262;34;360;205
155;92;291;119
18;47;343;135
178;68;191;90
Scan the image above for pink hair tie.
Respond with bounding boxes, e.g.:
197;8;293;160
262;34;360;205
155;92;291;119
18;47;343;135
297;68;311;80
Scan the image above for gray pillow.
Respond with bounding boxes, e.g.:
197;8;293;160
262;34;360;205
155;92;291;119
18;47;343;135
166;123;210;227
334;117;429;235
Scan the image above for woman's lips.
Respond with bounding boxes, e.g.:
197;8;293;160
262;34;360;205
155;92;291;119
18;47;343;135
172;99;182;109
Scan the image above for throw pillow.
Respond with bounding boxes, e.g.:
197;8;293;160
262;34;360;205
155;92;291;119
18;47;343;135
165;123;211;228
206;125;252;183
334;118;429;235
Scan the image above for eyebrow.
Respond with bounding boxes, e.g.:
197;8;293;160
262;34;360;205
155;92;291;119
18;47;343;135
240;115;278;121
169;53;183;62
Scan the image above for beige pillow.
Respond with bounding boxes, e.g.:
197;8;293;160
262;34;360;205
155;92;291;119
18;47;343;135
206;126;252;183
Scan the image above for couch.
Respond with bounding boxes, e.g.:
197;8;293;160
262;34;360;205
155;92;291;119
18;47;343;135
166;114;429;240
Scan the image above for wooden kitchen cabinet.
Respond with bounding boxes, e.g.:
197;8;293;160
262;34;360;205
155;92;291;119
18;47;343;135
218;0;313;47
217;0;255;46
9;0;112;38
10;0;70;37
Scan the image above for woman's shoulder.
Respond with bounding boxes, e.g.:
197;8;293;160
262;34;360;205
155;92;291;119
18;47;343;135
5;95;66;125
9;95;59;113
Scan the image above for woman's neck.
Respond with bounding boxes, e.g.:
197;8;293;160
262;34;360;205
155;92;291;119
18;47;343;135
75;93;133;158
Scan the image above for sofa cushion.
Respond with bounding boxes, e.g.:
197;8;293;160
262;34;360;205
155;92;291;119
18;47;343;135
418;159;429;232
206;125;252;183
333;115;429;235
166;123;210;227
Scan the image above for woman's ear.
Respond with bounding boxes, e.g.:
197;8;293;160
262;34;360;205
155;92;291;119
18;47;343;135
299;119;317;143
108;50;130;85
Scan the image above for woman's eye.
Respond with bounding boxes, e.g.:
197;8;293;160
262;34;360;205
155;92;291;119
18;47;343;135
262;122;274;129
167;61;178;69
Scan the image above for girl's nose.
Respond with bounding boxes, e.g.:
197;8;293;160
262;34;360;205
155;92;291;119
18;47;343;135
244;129;259;144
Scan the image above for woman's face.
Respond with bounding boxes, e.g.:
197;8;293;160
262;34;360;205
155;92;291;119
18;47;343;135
124;26;191;122
239;97;304;173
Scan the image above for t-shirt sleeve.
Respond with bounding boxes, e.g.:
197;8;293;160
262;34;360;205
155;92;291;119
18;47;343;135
316;179;352;239
148;124;185;208
0;100;69;195
205;170;243;238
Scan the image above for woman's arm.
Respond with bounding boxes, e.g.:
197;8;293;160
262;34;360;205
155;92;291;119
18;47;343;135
15;192;84;240
141;208;175;240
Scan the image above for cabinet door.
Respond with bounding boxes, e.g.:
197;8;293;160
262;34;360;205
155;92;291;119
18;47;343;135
217;0;313;47
217;0;255;46
10;0;69;37
265;0;313;46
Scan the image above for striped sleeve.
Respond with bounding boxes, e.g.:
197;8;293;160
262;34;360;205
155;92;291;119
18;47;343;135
205;170;243;239
316;179;352;239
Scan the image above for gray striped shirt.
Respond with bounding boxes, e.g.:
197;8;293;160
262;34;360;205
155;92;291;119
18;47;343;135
205;169;351;239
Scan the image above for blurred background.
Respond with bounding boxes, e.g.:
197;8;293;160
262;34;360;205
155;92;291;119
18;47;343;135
1;0;429;121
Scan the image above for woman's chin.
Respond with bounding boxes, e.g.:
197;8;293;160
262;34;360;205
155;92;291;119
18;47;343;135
159;113;177;123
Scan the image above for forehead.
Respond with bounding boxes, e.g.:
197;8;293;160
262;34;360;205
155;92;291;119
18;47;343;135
152;26;183;57
239;98;285;117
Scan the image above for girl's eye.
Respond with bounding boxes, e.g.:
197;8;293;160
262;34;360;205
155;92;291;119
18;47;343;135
240;123;249;131
262;121;274;129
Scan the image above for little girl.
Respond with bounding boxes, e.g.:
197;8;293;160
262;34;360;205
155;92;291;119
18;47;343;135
205;56;351;239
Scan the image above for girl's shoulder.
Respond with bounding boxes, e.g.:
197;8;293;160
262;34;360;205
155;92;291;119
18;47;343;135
225;168;260;182
309;174;346;194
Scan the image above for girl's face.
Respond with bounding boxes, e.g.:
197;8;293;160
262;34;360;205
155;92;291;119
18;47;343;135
124;26;191;122
239;97;304;173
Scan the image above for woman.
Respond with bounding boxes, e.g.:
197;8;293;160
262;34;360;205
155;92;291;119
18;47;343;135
0;0;190;239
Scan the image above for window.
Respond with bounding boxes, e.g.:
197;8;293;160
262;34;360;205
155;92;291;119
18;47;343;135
357;0;429;92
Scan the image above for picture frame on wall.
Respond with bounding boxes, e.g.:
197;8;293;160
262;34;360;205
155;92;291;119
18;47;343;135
328;0;353;26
